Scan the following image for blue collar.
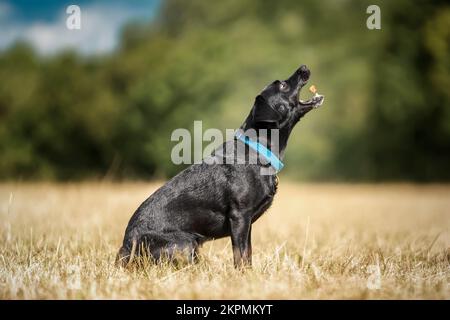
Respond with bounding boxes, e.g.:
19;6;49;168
235;131;284;172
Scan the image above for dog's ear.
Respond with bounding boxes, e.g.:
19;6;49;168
253;95;282;125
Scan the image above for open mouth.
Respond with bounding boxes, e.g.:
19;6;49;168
297;68;324;109
299;93;324;109
287;65;324;109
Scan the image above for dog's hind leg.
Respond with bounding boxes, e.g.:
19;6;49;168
115;238;138;267
139;231;200;264
115;246;128;267
116;231;201;267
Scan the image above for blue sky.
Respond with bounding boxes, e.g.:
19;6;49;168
0;0;161;54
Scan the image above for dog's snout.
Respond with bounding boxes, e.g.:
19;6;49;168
298;65;310;81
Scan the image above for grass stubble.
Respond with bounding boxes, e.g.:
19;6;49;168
0;182;448;299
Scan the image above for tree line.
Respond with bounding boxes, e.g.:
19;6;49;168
0;0;448;181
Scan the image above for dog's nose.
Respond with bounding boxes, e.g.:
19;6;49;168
298;65;310;81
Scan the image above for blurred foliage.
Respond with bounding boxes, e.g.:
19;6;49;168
0;0;449;181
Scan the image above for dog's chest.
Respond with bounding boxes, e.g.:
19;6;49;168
251;175;278;222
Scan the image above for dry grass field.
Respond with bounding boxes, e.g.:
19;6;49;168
0;182;449;299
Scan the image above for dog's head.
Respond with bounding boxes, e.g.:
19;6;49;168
245;65;323;130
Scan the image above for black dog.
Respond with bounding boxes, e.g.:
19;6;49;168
117;65;324;268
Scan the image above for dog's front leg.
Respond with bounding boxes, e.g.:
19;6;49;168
229;212;252;268
246;225;252;266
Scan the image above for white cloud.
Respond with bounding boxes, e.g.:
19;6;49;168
0;3;153;55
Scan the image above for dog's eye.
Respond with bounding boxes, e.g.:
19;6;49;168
279;82;289;92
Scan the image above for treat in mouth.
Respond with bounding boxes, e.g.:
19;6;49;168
299;84;324;109
281;65;324;109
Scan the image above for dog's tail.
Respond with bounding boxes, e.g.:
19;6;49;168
115;239;137;268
